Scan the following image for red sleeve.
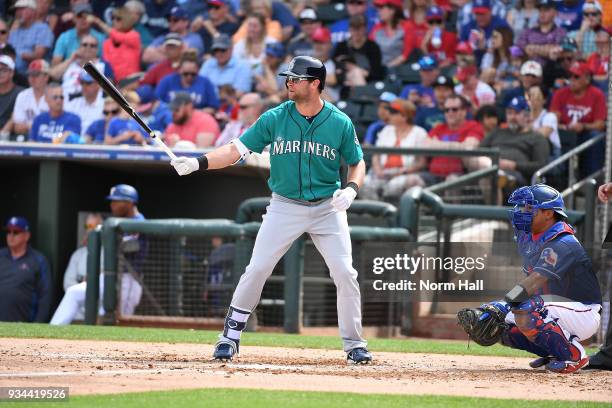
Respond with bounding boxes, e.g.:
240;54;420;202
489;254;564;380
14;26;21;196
549;89;563;117
592;87;607;121
140;64;158;86
463;121;484;141
428;124;443;139
401;20;416;59
110;29;141;50
442;31;457;61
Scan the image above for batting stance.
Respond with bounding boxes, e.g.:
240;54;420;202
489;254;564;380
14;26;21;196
171;56;372;364
458;184;601;373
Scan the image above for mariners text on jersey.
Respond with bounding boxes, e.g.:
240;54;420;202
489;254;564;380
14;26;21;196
271;139;338;161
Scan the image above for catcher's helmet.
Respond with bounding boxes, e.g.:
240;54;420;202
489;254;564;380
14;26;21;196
508;184;567;232
106;184;139;203
279;56;326;91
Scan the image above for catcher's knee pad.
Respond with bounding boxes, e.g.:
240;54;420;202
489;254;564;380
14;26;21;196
532;321;583;362
223;306;250;341
501;324;549;357
513;296;546;340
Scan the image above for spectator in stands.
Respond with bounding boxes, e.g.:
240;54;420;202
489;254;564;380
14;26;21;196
360;98;429;199
568;1;602;58
455;0;511;32
143;6;204;65
233;13;277;74
458;0;510;48
550;61;606;177
555;0;584;32
66;72;104;135
506;0;539;37
479;26;514;90
164;92;220;148
476;96;550;187
0;18;9;48
124;0;153;48
143;0;174;38
191;0;239;53
50;185;146;324
254;42;288;105
421;94;485;185
542;37;577;91
363;91;397;146
199;34;253;95
400;55;439;109
0;56;22;136
51;3;105;67
421;6;457;68
312;27;339;102
105;91;149;145
370;0;417;67
215;92;263;147
475;104;501;135
30;82;82;144
35;0;57;33
415;74;455;132
499;60;542;109
49;34;113;101
140;33;184;88
332;14;384;91
526;84;560;159
84;97;120;144
10;59;49;138
287;8;321;58
454;62;496;110
137;84;173;132
330;0;377;45
233;0;282;43
8;0;54;74
0;216;51;323
155;55;220;112
406;0;430;48
516;0;566;66
99;6;142;82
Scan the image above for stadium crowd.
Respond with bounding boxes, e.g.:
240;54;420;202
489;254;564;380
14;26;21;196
0;0;609;198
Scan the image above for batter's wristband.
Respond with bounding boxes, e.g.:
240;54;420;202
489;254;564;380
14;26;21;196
197;155;209;171
346;182;359;194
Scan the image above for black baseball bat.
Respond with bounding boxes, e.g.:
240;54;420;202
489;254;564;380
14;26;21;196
82;61;177;159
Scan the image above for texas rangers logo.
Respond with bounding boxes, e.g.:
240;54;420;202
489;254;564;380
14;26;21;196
540;247;558;267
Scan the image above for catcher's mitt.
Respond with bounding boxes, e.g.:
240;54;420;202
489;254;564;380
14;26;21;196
457;302;509;346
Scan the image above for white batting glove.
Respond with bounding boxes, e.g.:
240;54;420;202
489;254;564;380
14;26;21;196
171;156;199;176
331;187;357;212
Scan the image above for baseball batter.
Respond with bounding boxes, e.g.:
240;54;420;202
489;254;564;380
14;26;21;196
171;56;372;364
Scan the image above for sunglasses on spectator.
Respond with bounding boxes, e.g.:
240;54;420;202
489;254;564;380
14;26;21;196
6;229;24;235
0;29;7;35
104;108;120;116
570;74;582;79
559;56;574;62
209;4;222;9
239;104;253;109
50;95;64;100
384;106;401;114
181;72;198;77
285;76;312;84
444;106;462;113
348;0;366;4
81;42;97;48
213;48;229;54
429;19;443;25
584;12;600;17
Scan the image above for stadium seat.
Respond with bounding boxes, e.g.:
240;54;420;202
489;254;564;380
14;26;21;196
336;100;362;118
350;81;399;102
315;3;348;24
360;103;379;124
393;64;421;85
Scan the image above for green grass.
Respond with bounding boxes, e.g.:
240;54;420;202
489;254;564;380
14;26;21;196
1;389;609;408
0;322;600;357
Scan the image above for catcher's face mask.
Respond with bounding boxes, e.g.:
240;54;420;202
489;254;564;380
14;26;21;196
507;184;567;233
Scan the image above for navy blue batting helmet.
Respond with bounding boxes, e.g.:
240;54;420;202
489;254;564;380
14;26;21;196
106;184;139;203
279;56;326;91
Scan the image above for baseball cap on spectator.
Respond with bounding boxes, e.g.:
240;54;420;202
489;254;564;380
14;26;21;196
136;84;155;112
5;216;29;232
79;71;94;83
432;74;454;88
311;27;331;43
299;8;318;22
27;59;49;74
163;33;183;47
456;65;477;82
266;42;286;58
13;0;37;9
106;184;139;203
211;34;232;51
506;96;530;112
537;0;555;8
509;45;524;58
569;61;592;77
417;55;438;71
73;3;93;15
379;91;397;103
561;37;578;52
208;0;228;6
374;0;403;8
520;60;542;77
118;72;144;89
583;1;602;12
0;55;15;71
426;6;444;21
170;92;193;111
169;6;188;20
456;41;473;55
473;0;491;14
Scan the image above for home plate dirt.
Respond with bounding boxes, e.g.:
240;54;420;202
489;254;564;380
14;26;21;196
1;338;610;402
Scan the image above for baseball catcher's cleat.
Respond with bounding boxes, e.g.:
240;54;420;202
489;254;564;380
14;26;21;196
347;347;372;364
545;357;589;374
213;339;238;361
529;356;552;368
456;301;510;347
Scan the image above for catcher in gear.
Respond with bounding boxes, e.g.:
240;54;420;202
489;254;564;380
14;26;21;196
457;184;602;373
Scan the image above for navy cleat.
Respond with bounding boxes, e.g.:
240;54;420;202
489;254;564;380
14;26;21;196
213;340;238;361
529;356;551;369
347;347;372;365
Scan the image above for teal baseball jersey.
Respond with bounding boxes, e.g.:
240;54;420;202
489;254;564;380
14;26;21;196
239;100;363;200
